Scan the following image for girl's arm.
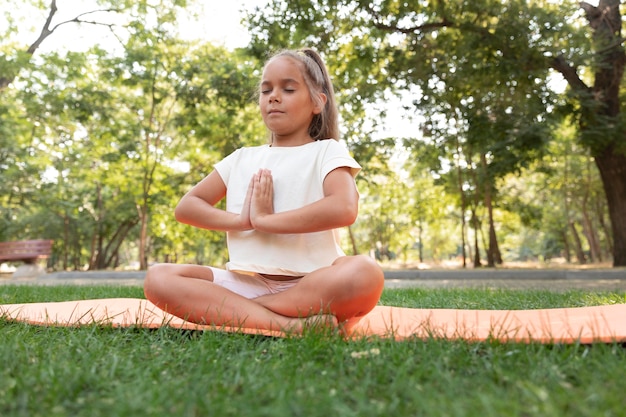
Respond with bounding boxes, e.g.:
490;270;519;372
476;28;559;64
250;167;358;234
174;170;254;232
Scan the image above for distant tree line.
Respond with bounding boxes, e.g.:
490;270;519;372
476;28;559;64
0;0;620;269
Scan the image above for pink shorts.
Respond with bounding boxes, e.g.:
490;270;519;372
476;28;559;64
210;267;302;299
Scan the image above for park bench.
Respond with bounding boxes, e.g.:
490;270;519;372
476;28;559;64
0;240;53;277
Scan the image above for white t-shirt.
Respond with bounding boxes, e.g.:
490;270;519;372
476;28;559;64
214;139;361;276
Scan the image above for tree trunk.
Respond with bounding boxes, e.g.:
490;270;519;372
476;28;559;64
584;0;626;265
104;221;137;268
595;196;613;256
416;219;424;263
454;138;467;268
580;155;602;263
561;228;571;263
581;207;602;263
482;153;502;267
347;225;359;256
460;202;467;268
569;221;587;265
139;203;149;270
465;234;473;267
594;148;626;265
62;213;70;270
89;183;103;270
471;209;481;268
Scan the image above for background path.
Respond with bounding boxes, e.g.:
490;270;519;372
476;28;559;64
2;268;626;291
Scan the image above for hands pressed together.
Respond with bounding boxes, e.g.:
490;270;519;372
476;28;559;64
240;169;274;230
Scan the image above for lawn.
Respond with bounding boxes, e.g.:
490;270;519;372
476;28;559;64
0;285;625;417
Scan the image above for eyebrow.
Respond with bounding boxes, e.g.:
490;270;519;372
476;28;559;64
261;78;301;86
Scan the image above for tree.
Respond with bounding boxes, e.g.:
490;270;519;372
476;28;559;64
498;119;612;264
1;0;196;268
1;1;265;270
403;140;458;264
550;0;626;266
246;0;626;266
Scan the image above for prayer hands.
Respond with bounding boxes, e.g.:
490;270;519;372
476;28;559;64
242;169;274;229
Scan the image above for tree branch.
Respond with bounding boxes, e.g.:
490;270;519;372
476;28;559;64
580;0;621;33
26;2;123;55
363;2;453;34
27;0;58;54
50;8;122;33
550;54;590;93
372;19;453;35
1;2;124;89
579;1;601;26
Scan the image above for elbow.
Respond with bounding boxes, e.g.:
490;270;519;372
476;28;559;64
174;199;191;224
174;205;184;223
339;201;358;227
173;204;185;223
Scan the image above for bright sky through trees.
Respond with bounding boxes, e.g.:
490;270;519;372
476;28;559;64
1;0;269;52
2;0;415;140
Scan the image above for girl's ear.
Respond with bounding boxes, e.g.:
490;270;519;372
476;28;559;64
313;93;327;115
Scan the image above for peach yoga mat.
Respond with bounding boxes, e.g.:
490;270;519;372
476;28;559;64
1;298;625;344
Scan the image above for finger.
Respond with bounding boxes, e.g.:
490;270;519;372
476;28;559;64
262;178;274;198
246;175;255;196
259;169;272;186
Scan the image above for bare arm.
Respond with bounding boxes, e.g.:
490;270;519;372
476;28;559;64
250;167;359;234
174;170;253;232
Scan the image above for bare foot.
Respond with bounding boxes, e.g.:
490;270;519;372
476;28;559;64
299;314;365;337
338;316;364;337
285;313;339;335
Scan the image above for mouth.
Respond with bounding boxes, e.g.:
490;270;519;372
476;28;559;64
268;109;284;115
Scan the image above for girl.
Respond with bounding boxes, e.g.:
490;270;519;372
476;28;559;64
144;48;384;333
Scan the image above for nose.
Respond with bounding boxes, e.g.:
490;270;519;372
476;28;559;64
269;90;280;103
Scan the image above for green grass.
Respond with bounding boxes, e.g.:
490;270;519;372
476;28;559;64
1;285;625;417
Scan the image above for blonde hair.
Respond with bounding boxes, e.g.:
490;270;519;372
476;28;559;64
264;48;339;141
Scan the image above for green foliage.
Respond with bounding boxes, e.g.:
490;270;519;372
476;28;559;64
245;0;618;266
0;1;619;269
0;1;265;269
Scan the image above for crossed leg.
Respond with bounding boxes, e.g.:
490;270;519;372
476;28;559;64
143;255;384;333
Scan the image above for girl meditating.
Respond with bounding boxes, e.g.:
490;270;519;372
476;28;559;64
144;48;384;332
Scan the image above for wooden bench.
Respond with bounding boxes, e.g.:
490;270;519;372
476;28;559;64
0;239;53;266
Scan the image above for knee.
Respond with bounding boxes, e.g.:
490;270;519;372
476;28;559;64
357;254;385;290
341;255;385;293
333;255;384;319
352;253;382;270
143;263;170;301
